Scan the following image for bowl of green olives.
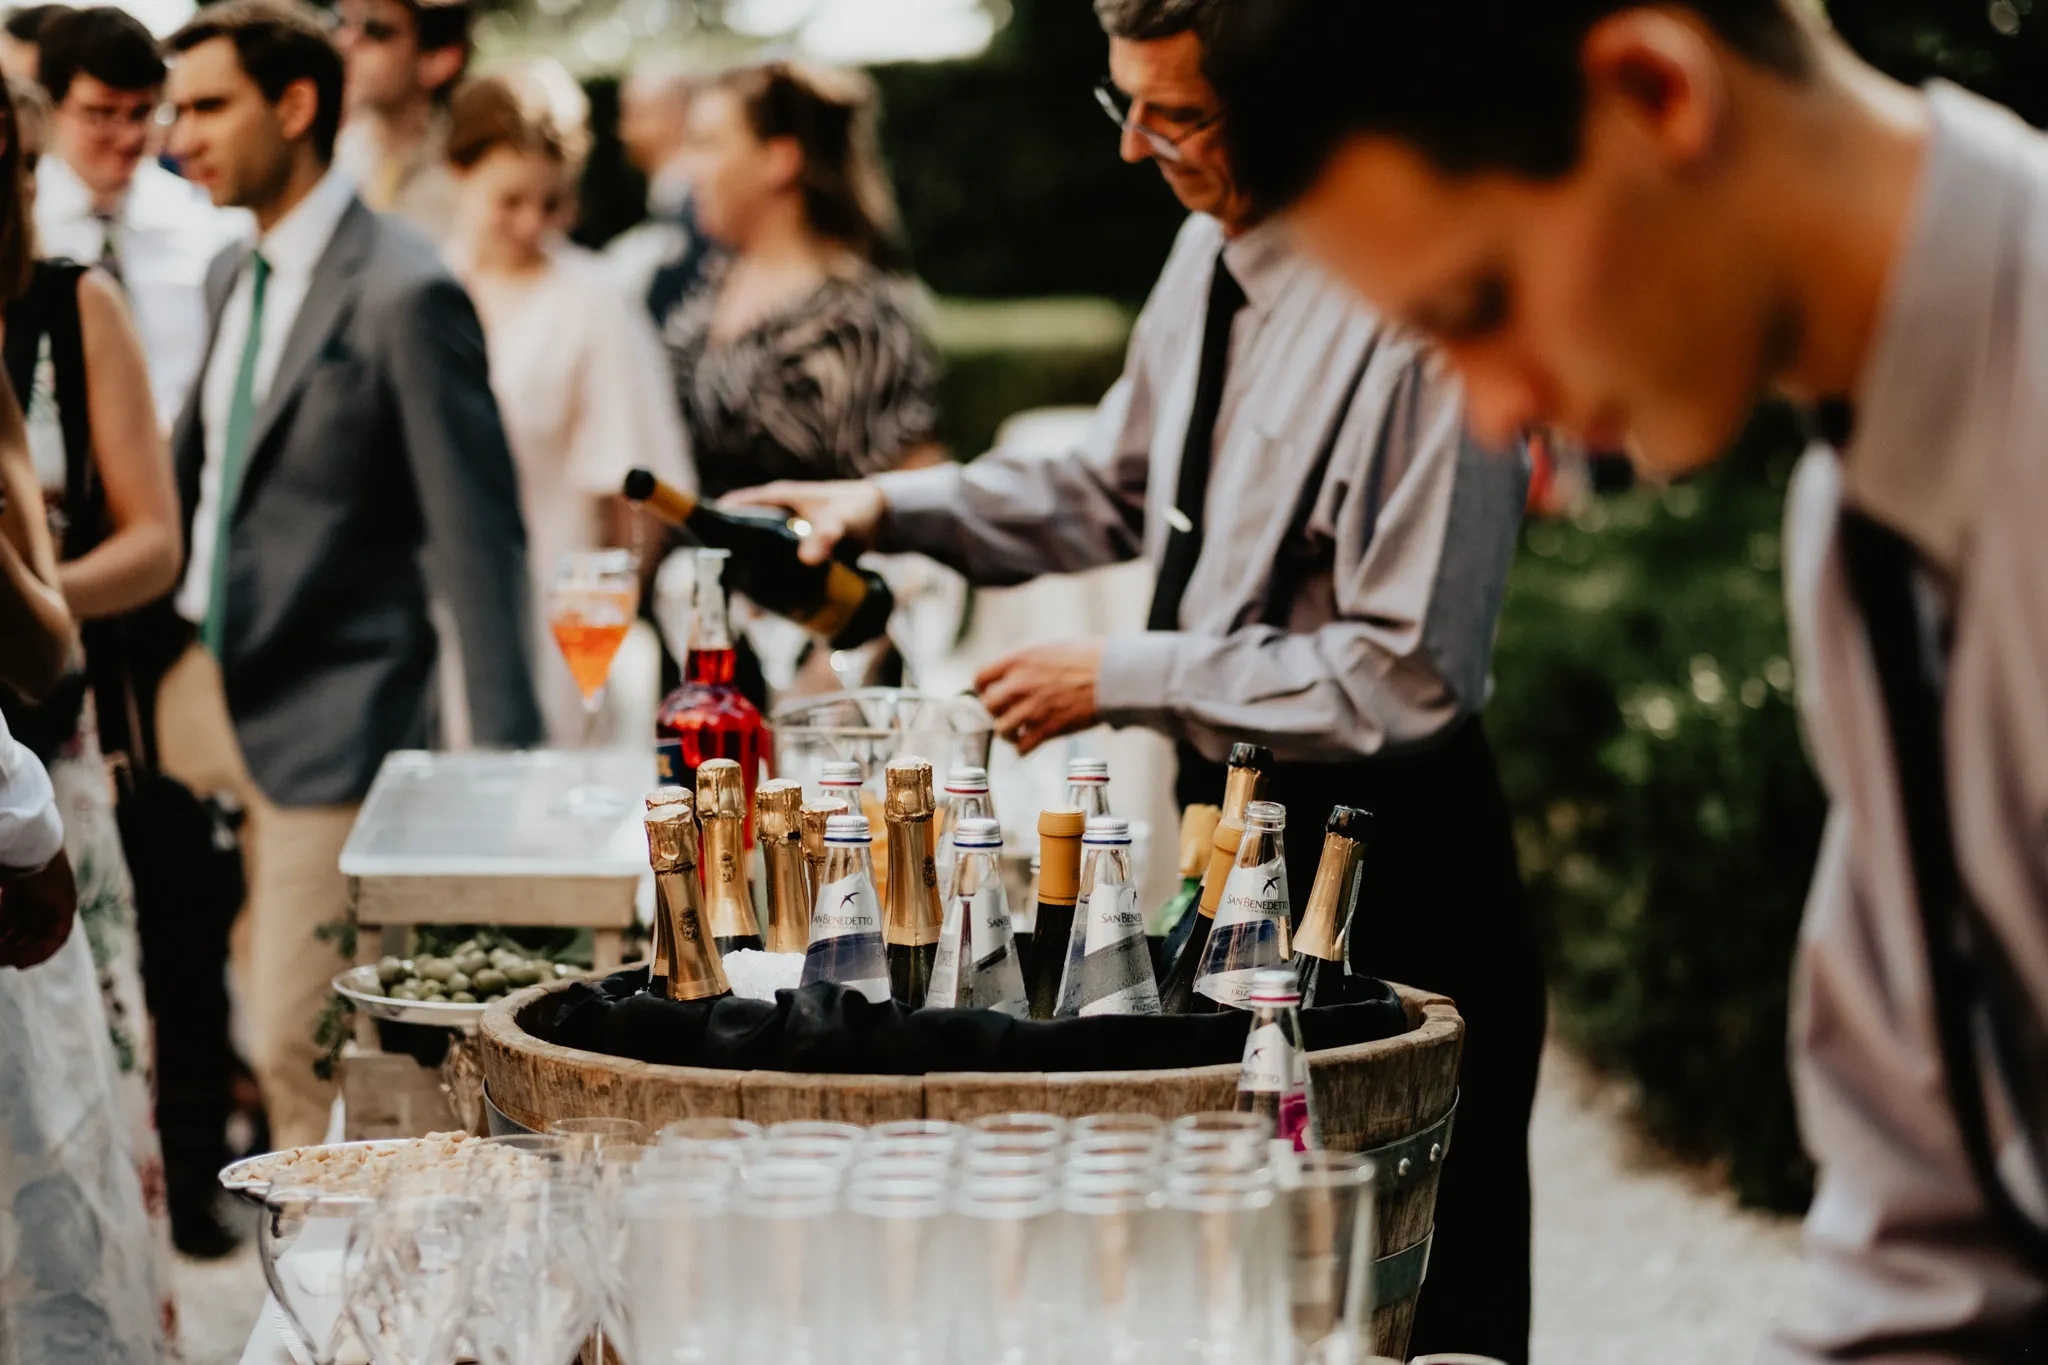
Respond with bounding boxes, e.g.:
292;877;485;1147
335;946;578;1028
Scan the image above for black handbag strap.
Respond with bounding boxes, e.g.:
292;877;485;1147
1838;508;2048;1277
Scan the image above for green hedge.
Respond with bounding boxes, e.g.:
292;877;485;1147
930;296;1132;456
1488;412;1826;1211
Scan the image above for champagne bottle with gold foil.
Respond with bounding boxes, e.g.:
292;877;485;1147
882;757;942;1008
697;759;765;954
643;787;691;994
1294;806;1372;1009
1024;806;1085;1019
1159;743;1273;1014
1150;803;1222;977
800;799;844;909
756;779;811;954
645;792;731;1002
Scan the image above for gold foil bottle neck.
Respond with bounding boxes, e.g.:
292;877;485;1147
696;759;747;818
1036;806;1085;908
756;779;803;843
1177;805;1222;878
1295;831;1363;962
1219;763;1268;823
647;785;693;812
884;756;936;821
644;803;699;875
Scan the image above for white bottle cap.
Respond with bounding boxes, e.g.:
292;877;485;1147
825;814;873;843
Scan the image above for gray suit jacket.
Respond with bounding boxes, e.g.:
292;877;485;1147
172;195;543;806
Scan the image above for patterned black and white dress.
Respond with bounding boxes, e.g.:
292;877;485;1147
663;260;942;498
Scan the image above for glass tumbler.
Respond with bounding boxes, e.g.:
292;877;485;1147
1286;1152;1377;1364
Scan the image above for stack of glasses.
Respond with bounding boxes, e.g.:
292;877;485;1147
256;1111;1376;1365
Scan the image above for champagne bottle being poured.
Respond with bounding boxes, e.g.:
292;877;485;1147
622;468;894;648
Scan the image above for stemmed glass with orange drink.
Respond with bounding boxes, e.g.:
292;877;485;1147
547;549;641;817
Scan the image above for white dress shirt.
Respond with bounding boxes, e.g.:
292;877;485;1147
174;170;356;625
33;155;249;428
1760;83;2048;1362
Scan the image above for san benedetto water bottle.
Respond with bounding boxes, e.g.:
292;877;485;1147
801;813;892;1003
1194;800;1291;1009
1055;816;1161;1017
1235;967;1321;1151
928;817;1027;1014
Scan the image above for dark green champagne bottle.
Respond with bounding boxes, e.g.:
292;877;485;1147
622;468;894;648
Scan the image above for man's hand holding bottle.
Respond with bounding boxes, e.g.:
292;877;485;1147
723;480;886;567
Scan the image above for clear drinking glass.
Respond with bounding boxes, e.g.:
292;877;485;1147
869;1119;965;1144
968;1113;1067;1147
547;548;642;817
733;1160;844;1365
845;1172;950;1365
948;1170;1062;1365
466;1179;598;1365
547;1115;648;1148
349;1192;486;1365
258;1188;374;1365
619;1172;736;1365
1055;1163;1171;1365
1157;1164;1287;1365
1285;1152;1377;1364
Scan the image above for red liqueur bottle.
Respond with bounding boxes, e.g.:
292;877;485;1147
655;549;767;835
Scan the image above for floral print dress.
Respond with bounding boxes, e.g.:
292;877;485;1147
9;315;178;1360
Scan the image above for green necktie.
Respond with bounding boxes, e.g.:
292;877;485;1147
203;251;271;657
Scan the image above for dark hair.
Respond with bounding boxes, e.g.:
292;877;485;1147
716;60;910;273
0;76;38;299
1210;0;1813;211
3;4;69;45
37;5;164;103
1092;0;1223;43
399;0;470;58
165;0;345;165
446;66;588;170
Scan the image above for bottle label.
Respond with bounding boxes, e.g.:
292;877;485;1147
929;894;964;1007
654;738;693;788
1059;880;1160;1017
1197;855;1290;1007
967;881;1027;1016
1239;1022;1292;1093
1239;1022;1315;1150
801;872;890;1003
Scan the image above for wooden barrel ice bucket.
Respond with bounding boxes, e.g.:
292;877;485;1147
480;979;1462;1357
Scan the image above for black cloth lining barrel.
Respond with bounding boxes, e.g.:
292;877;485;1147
526;970;1410;1074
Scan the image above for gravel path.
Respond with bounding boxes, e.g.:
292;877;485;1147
170;1043;1816;1365
1530;1044;1812;1364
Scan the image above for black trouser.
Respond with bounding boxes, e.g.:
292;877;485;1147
1176;718;1544;1364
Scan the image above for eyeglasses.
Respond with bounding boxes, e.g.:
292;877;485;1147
1092;79;1221;165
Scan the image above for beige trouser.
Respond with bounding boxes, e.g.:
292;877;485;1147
156;645;358;1150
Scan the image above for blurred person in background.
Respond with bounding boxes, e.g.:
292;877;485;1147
729;2;1537;1356
0;73;190;1302
606;54;715;325
444;66;692;745
35;6;246;432
155;0;540;1150
332;0;466;241
0;355;167;1363
0;3;66;86
1214;0;2048;1358
660;59;941;500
